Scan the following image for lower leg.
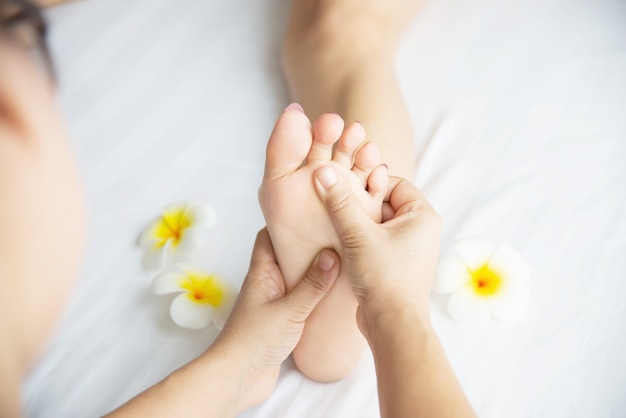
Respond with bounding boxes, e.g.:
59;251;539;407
283;0;423;179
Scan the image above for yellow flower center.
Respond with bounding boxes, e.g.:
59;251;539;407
153;207;192;247
471;265;501;296
180;273;225;307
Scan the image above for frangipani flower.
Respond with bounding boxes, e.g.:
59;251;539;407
434;237;530;324
138;203;216;271
152;263;236;329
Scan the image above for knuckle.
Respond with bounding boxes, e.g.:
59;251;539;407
327;189;355;216
302;270;328;294
340;224;370;249
326;191;372;246
255;228;269;241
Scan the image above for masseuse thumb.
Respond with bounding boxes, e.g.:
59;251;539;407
282;249;339;322
314;166;374;243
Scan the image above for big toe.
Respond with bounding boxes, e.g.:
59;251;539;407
264;104;312;180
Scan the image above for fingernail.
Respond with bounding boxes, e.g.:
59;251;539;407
318;251;335;272
316;166;338;189
382;164;389;170
284;102;304;113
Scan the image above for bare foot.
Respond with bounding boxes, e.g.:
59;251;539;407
259;103;388;382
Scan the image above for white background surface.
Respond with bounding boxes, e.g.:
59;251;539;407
22;0;626;416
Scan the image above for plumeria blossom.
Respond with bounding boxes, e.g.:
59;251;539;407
152;263;236;329
434;237;530;324
138;203;216;271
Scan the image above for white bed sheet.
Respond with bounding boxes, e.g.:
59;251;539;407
22;0;626;417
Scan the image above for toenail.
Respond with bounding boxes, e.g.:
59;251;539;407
284;102;304;113
316;166;338;188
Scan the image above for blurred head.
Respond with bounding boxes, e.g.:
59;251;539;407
0;0;84;381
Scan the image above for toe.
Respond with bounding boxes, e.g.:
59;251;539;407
352;141;381;186
264;106;312;181
332;121;366;168
367;164;389;198
307;113;345;163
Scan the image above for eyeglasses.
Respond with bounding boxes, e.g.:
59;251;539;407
0;0;56;82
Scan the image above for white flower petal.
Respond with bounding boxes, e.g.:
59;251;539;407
210;282;238;330
447;285;491;324
162;202;187;215
187;204;217;228
488;245;530;284
489;281;530;322
169;293;214;329
137;220;161;247
142;241;170;271
169;227;205;262
174;262;207;277
434;255;471;294
152;270;186;295
453;237;496;271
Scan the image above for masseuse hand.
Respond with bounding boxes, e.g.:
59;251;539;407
107;231;339;418
313;168;477;418
208;228;340;411
313;166;441;335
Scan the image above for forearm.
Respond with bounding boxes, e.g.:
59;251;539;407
366;305;477;418
105;347;246;418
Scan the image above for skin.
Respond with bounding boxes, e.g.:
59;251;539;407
0;36;84;417
107;229;340;417
313;167;477;418
273;0;426;381
108;161;478;418
283;0;424;180
258;106;389;382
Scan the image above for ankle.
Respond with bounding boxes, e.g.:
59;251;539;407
284;3;398;72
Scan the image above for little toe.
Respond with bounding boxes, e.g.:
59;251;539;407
264;105;312;181
333;121;366;168
352;141;381;186
307;113;345;163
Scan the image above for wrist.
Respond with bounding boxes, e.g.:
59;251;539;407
360;297;434;349
198;343;252;415
160;344;251;418
204;336;276;413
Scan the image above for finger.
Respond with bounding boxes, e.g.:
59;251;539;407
249;228;277;266
366;164;389;198
384;176;428;213
243;228;286;300
384;176;439;225
279;249;340;323
313;166;375;244
381;202;396;222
